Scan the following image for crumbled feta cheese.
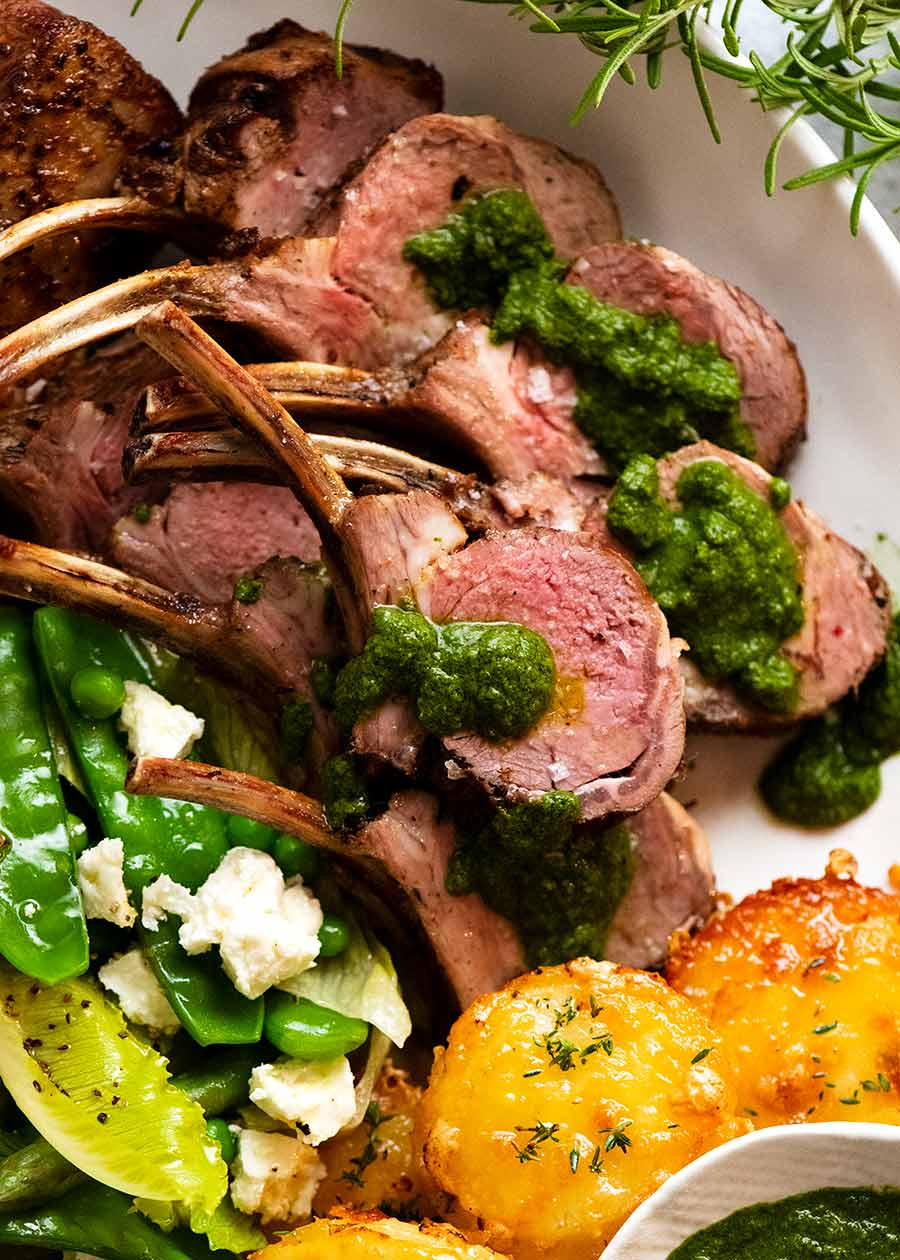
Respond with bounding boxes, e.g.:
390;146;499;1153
249;1056;356;1145
118;681;204;760
229;1129;325;1224
98;948;180;1033
141;848;322;999
140;874;195;931
77;837;136;928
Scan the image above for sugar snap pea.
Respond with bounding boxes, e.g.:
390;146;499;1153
33;607;263;1046
0;606;88;985
0;1180;217;1260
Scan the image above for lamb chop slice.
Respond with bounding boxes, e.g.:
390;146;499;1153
134;301;684;821
0;535;339;775
638;442;891;730
136;321;600;482
572;243;807;472
109;481;321;606
0;0;182;335
126;760;714;1004
0;337;169;549
173;20;443;237
0;111;622;385
123;428;598;535
136;230;806;481
320;112;621;363
604;794;714;968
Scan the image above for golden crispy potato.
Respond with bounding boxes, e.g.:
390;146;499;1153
667;871;900;1127
315;1063;438;1219
252;1210;504;1259
418;959;746;1260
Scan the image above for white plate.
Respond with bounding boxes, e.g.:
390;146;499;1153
63;0;900;899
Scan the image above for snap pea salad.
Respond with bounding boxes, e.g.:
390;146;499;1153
0;602;411;1259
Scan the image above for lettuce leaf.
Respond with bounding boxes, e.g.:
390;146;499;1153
136;1194;265;1254
278;915;411;1048
0;966;226;1212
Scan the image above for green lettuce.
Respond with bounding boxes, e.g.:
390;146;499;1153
279;915;411;1048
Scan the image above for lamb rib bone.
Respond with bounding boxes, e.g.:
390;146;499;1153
0;535;285;698
0;197;222;267
124;429;506;530
133;302;685;821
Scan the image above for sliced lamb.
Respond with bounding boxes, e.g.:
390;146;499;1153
423;527;684;813
358;790;525;1008
652;442;890;729
0;338;167;550
133;321;603;482
322;112;621;361
0;113;621;385
605;794;714;968
177;20;443;236
134;302;684;820
0;0;182;334
571;243;807;471
110;481;320;605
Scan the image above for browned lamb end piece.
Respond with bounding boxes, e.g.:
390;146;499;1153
110;481;321;605
420;526;685;820
571;243;807;472
0;338;168;549
0;0;182;335
606;794;715;969
322;112;622;363
652;442;891;730
177;20;443;237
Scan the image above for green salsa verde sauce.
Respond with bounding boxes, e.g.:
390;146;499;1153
606;455;804;713
761;612;900;825
668;1186;900;1260
332;604;556;743
445;791;635;967
402;189;751;470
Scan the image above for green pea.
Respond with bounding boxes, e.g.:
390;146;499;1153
205;1117;237;1164
317;913;351;958
226;815;277;853
274;833;322;882
69;667;125;719
66;813;89;859
264;992;368;1061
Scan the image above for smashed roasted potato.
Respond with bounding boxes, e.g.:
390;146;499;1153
667;869;900;1126
252;1211;506;1259
418;958;747;1260
315;1062;438;1220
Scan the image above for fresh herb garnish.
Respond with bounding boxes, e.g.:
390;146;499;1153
598;1118;633;1154
813;1021;839;1035
691;1047;713;1065
513;1121;561;1163
340;1101;394;1188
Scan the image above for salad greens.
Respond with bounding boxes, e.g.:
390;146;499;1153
0;968;226;1211
0;604;412;1256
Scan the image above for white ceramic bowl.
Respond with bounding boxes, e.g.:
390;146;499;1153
605;1122;900;1258
64;0;900;903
